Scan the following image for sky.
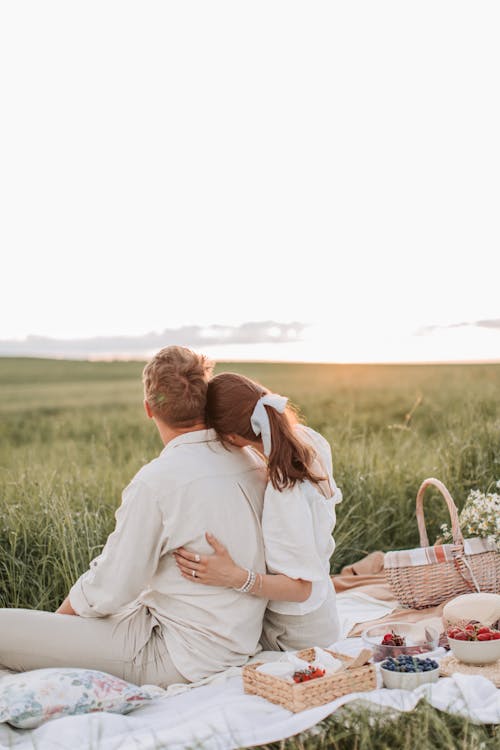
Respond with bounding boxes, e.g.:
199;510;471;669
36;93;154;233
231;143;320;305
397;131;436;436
1;1;499;363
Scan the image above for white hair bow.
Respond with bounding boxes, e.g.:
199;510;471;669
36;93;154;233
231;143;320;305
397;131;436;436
250;393;288;457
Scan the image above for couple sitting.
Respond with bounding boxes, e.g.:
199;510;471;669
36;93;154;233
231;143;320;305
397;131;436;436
0;346;342;687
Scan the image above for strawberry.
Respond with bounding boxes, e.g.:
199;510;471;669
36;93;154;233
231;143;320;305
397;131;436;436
448;621;500;641
477;627;491;635
292;666;325;683
310;668;325;679
380;630;406;647
293;672;307;683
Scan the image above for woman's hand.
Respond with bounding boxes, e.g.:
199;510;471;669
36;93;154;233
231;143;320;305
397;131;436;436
174;533;247;589
55;595;77;615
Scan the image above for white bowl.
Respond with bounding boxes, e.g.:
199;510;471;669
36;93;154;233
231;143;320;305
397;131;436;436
448;637;500;665
380;665;440;690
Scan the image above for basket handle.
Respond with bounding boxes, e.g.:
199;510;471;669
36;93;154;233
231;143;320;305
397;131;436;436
416;477;464;548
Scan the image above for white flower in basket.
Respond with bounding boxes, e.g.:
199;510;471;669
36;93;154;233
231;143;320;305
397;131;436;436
441;482;500;552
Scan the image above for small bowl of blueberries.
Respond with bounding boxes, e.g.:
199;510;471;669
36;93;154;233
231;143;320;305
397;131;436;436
380;654;440;689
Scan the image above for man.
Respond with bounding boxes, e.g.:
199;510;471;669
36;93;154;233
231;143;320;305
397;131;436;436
0;346;268;686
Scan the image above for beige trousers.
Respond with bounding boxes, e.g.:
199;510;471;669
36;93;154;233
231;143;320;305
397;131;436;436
0;603;187;688
260;590;341;652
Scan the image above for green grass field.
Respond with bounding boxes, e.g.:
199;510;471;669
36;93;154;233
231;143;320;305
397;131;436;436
1;357;500;748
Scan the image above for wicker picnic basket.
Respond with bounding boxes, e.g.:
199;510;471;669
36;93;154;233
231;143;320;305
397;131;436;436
242;648;376;712
384;478;500;609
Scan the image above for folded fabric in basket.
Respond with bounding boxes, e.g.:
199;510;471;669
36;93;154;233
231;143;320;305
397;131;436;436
384;537;495;568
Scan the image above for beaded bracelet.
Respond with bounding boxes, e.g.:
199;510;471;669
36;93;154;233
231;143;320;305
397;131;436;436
234;569;256;593
242;570;256;593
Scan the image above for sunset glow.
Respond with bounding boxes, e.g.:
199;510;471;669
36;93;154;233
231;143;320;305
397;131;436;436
1;2;499;363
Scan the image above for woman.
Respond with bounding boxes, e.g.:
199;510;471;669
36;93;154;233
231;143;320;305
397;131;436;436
174;373;342;651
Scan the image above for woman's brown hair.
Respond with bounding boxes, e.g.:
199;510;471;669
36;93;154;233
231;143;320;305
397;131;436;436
206;372;324;490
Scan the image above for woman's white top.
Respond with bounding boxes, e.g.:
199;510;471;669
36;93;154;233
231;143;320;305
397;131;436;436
263;425;342;615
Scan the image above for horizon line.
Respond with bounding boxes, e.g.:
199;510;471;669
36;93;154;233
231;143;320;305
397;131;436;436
1;354;500;367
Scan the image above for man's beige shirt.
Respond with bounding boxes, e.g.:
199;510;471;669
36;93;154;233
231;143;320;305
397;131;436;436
70;429;268;681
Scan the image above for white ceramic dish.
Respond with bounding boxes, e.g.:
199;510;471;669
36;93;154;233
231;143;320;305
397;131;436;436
380;665;440;690
447;637;500;665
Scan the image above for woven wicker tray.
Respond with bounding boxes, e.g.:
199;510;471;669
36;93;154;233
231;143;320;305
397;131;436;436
440;654;500;687
242;648;377;712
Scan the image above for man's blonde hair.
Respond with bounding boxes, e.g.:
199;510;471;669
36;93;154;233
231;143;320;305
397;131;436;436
143;346;213;427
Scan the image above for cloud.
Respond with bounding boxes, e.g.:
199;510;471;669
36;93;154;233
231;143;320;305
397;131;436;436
0;321;307;358
416;319;500;336
474;319;500;330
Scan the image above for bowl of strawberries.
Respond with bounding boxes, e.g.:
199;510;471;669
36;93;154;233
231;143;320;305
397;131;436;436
362;622;439;663
446;621;500;665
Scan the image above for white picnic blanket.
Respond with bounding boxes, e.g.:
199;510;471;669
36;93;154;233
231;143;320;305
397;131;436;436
1;593;499;750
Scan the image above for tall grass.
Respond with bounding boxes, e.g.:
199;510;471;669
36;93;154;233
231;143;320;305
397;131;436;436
2;358;499;609
1;357;499;749
260;701;500;750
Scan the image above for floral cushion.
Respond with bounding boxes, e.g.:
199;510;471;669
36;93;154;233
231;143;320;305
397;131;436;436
0;668;165;729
